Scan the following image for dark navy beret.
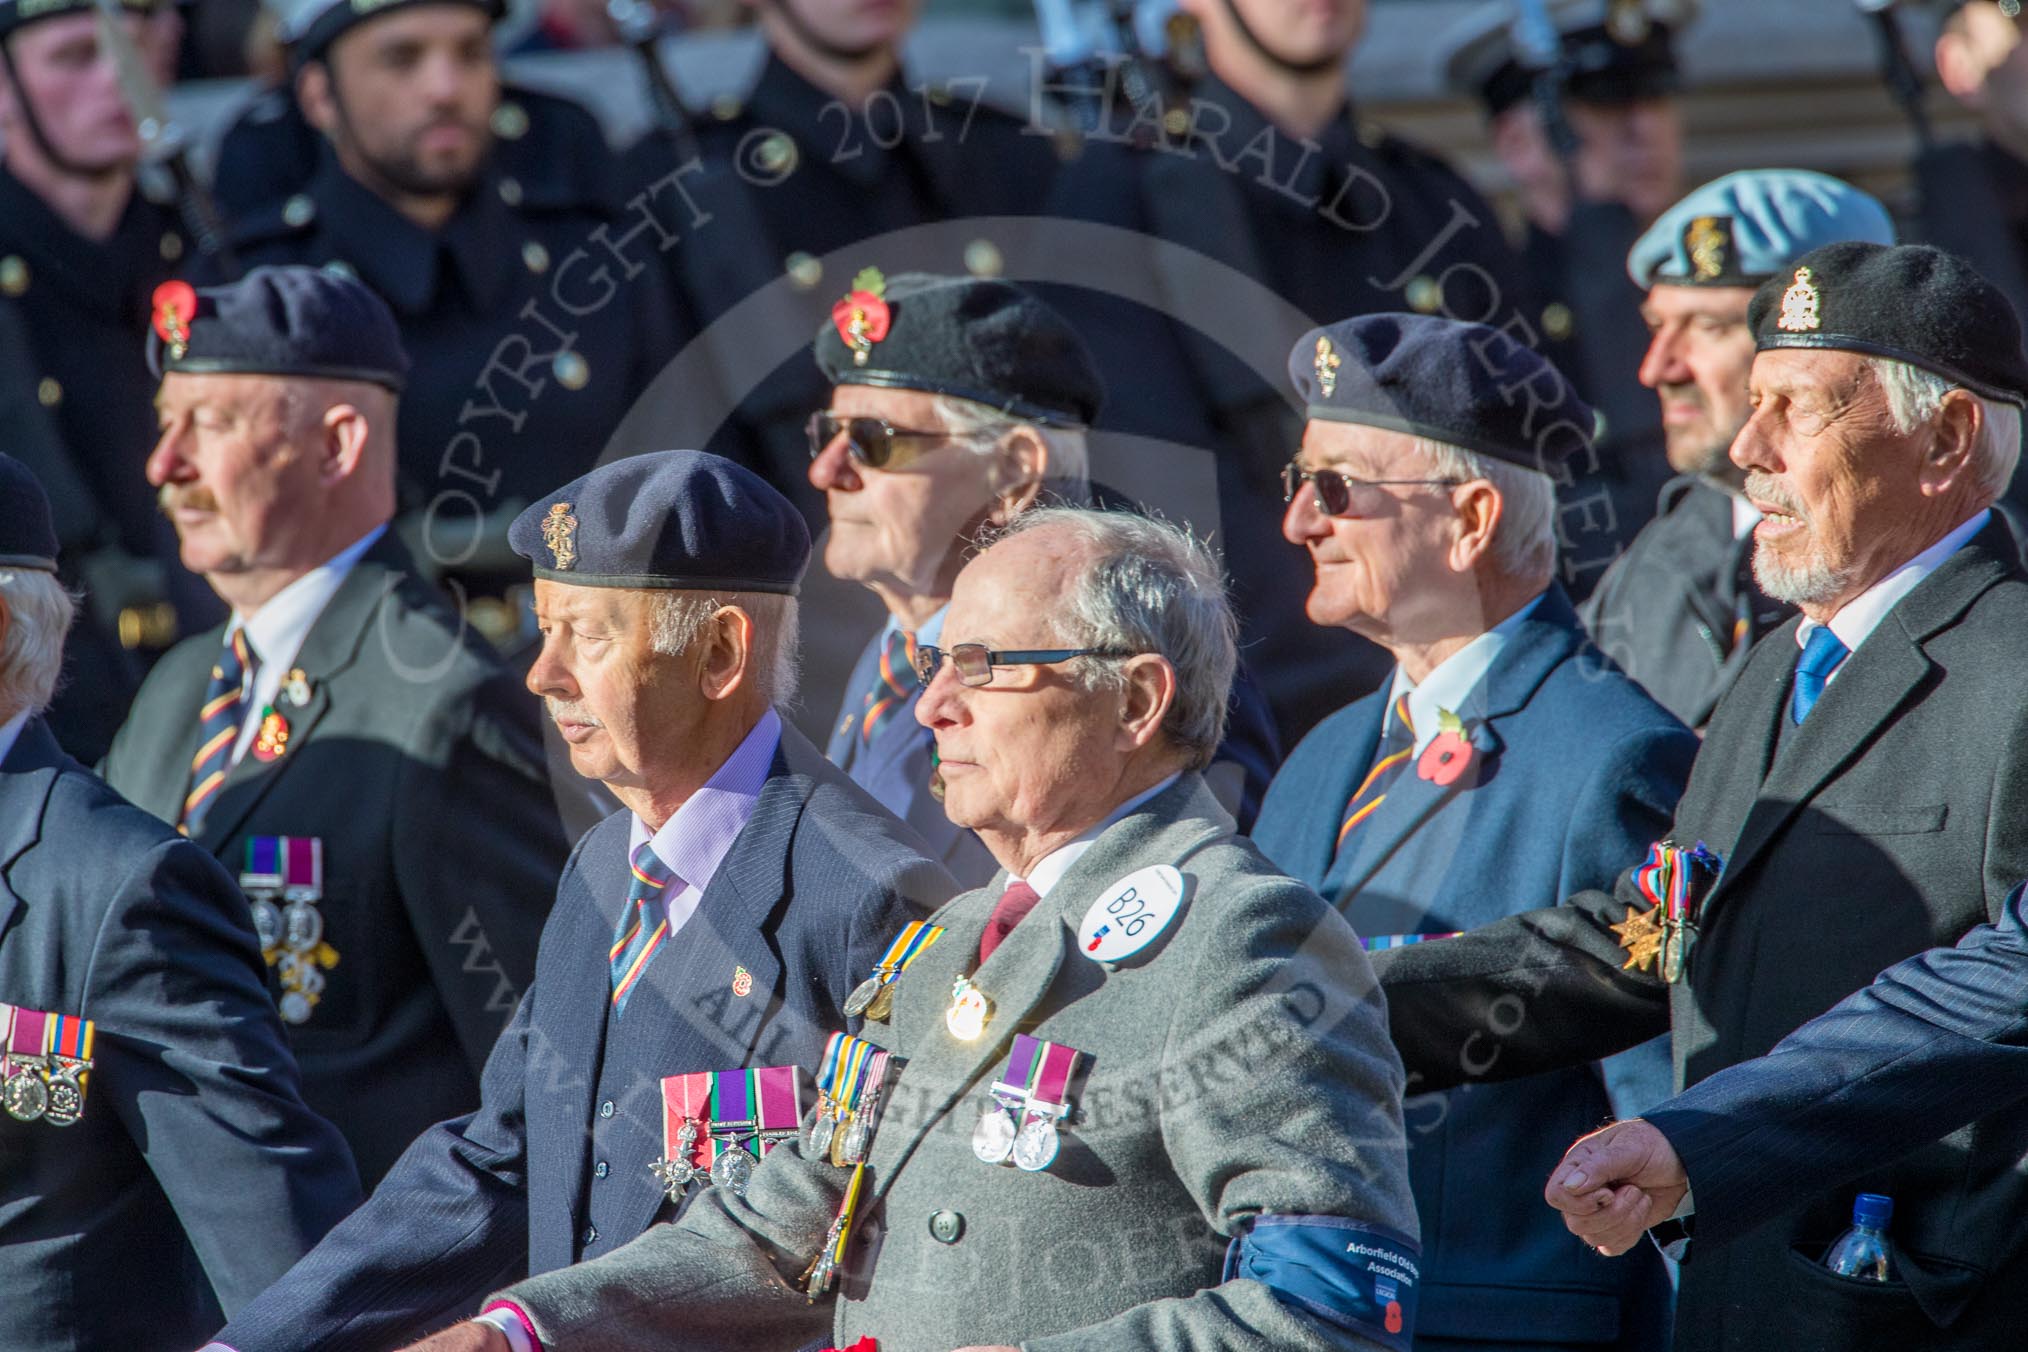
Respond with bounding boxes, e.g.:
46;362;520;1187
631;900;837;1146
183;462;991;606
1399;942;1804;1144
812;270;1104;426
1289;313;1595;474
147;265;409;391
1629;170;1895;289
510;451;810;594
1750;242;2028;407
0;0;153;39
0;454;59;573
273;0;506;65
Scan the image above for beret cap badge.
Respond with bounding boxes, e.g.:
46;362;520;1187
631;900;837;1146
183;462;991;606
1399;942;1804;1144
832;267;892;368
542;502;579;571
152;279;197;361
1313;336;1341;397
1778;266;1822;333
1685;216;1730;282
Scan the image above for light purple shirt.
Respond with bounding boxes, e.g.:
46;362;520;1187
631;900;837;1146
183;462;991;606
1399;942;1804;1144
624;708;782;945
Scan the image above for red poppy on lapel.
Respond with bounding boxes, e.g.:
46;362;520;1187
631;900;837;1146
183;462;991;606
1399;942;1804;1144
1416;708;1475;786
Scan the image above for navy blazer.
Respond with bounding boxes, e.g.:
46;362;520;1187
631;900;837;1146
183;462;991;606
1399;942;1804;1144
1253;588;1697;1348
0;718;361;1352
828;631;1283;888
1646;878;2028;1249
215;720;956;1352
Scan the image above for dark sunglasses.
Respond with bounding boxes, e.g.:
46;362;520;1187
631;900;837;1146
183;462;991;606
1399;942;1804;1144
805;412;968;470
1281;459;1463;517
914;643;1136;688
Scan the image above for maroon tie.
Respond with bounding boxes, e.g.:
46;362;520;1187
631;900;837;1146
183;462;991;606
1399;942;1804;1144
979;881;1043;962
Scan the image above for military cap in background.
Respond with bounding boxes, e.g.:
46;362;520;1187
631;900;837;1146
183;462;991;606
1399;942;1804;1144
146;264;409;389
0;453;59;573
510;450;811;593
0;0;152;38
268;0;507;65
1290;313;1596;475
1750;241;2028;406
1444;0;1696;114
1629;170;1897;289
813;270;1105;427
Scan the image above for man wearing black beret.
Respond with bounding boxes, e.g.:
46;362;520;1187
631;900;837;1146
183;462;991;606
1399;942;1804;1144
206;449;953;1352
102;265;572;1191
806;270;1280;881
1377;241;2028;1352
1250;312;1695;1352
0;452;361;1352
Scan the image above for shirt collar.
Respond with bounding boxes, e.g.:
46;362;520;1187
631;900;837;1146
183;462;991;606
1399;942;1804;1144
883;604;948;647
628;708;783;892
234;525;385;675
1385;591;1546;756
1730;495;1762;540
1796;510;1990;657
1016;771;1183;899
0;711;28;768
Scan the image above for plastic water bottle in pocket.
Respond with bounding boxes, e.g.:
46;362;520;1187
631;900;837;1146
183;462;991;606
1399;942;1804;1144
1824;1193;1895;1281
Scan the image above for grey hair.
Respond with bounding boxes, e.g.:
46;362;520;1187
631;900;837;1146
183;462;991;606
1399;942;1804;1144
0;570;75;721
995;506;1236;769
928;393;1091;503
646;591;802;710
1868;357;2022;504
1408;436;1559;584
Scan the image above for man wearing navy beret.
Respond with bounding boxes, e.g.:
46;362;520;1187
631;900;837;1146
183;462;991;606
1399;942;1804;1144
1580;170;1896;729
0;453;361;1352
1250;312;1696;1352
102;266;571;1190
1378;242;2028;1352
206;449;954;1352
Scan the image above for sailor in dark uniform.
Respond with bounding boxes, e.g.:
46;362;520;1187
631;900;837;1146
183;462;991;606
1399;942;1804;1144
1582;169;1893;728
615;0;1063;534
214;0;692;620
1442;0;1694;583
0;0;213;757
1034;0;1531;744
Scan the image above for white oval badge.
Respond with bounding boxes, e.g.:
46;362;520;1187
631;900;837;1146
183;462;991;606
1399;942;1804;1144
1078;865;1188;965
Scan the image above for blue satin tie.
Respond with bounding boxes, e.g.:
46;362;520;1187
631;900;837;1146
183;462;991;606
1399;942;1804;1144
1790;626;1850;725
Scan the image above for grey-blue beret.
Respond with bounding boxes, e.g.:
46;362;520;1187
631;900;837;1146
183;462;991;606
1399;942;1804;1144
1629;169;1896;290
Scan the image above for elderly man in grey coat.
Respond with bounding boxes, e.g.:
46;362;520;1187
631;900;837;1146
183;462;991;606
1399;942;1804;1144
402;506;1423;1352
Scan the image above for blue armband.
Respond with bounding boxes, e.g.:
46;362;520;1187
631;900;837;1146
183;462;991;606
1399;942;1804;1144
1223;1215;1420;1350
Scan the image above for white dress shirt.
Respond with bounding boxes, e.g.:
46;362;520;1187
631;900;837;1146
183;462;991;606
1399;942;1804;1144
0;710;27;767
226;526;385;763
1793;509;1989;685
1382;593;1546;756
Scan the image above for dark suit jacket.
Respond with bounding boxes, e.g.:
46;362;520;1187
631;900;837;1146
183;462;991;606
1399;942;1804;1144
1375;517;2028;1352
213;721;955;1352
1253;588;1695;1347
102;533;571;1186
1582;476;1793;729
0;717;360;1352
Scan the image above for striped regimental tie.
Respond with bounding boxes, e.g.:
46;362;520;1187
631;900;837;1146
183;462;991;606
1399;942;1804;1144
610;841;680;1015
180;628;254;836
859;628;920;744
1334;694;1416;854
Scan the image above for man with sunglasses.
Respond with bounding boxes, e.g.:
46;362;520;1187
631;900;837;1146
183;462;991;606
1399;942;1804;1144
1251;312;1697;1352
807;272;1278;884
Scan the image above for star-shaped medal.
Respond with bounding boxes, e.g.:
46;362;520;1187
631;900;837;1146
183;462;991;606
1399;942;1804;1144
1610;905;1666;974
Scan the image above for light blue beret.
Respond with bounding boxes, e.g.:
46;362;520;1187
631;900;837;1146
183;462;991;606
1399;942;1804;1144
1627;169;1896;290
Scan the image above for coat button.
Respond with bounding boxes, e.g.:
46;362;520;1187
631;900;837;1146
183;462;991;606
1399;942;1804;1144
929;1210;964;1244
583;1224;598;1245
594;1160;609;1178
599;1099;615;1118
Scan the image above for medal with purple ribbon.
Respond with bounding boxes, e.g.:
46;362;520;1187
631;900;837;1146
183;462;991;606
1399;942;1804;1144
3;1005;51;1123
975;1033;1085;1173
